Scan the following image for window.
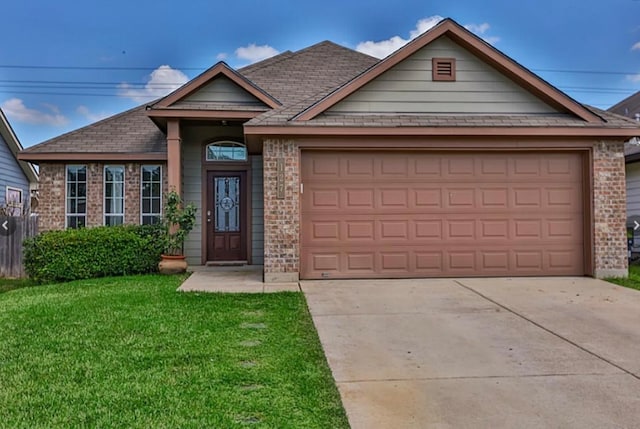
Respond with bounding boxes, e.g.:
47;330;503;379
141;165;162;225
66;165;87;228
206;141;247;161
104;165;124;226
5;187;23;216
432;58;456;81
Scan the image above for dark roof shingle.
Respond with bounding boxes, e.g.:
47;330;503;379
23;105;166;154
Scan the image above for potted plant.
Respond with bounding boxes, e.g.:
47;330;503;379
158;190;197;274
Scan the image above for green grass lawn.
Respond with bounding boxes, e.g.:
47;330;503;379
606;264;640;291
0;275;348;428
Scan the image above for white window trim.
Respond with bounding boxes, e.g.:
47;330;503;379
65;165;87;228
103;165;125;226
5;186;23;216
140;164;162;225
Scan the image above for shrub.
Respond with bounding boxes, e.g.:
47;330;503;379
23;224;164;284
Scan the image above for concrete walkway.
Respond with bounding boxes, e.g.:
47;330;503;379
302;277;640;429
178;265;299;293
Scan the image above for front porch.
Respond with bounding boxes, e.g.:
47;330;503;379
178;265;299;293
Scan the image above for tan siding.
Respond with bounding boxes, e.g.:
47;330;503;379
181;76;266;105
182;140;202;264
327;36;559;115
251;155;264;264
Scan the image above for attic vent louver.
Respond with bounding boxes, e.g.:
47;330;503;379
432;58;456;81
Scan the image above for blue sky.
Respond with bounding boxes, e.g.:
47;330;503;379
1;0;640;147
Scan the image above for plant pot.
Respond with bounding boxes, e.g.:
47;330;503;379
158;254;188;274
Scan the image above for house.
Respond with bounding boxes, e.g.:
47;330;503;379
608;91;640;252
0;108;38;216
19;18;640;281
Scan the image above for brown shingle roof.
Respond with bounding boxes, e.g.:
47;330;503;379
241;41;378;106
23;105;166;154
609;91;640;120
22;41;377;157
21;37;640;159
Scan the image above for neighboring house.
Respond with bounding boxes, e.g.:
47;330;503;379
19;19;640;280
608;90;640;252
0;108;38;215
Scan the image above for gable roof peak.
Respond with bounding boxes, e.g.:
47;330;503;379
293;17;602;123
0;108;38;182
150;61;280;110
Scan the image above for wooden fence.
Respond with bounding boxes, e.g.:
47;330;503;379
0;215;38;278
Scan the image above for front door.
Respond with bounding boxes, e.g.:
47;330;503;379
207;172;247;261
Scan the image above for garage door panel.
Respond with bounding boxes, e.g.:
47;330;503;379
302;246;585;279
480;158;509;176
301;151;584;279
303;216;583;246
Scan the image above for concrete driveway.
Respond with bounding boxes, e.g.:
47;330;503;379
301;277;640;428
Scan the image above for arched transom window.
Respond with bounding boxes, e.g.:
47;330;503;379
206;141;247;161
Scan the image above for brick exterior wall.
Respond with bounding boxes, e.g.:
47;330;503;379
38;163;66;231
38;162;167;232
593;141;628;278
263;139;300;282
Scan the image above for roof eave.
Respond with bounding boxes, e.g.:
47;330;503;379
17;152;167;162
243;124;640;138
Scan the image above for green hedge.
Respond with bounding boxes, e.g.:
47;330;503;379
23;225;164;284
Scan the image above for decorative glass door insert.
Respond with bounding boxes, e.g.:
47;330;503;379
215;177;240;232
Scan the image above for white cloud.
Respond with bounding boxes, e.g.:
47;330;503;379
409;16;446;39
356;16;500;59
633;41;640;51
216;52;228;61
235;43;279;64
627;73;640;83
118;65;189;102
76;105;110;122
1;98;68;126
356;15;444;58
464;22;500;45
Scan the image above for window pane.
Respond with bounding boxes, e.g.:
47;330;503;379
142;199;150;213
78;183;86;197
77;199;86;214
67;169;77;182
114;183;123;197
152;199;160;214
114;198;123;214
142;168;151;182
77;167;86;182
105;215;123;226
68;216;77;229
151;167;160;182
105;198;112;213
68;199;76;213
151;183;160;197
142;184;150;198
206;142;247;161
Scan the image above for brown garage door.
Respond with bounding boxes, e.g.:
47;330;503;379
301;151;585;279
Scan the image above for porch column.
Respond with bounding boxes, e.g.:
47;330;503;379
166;119;181;196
